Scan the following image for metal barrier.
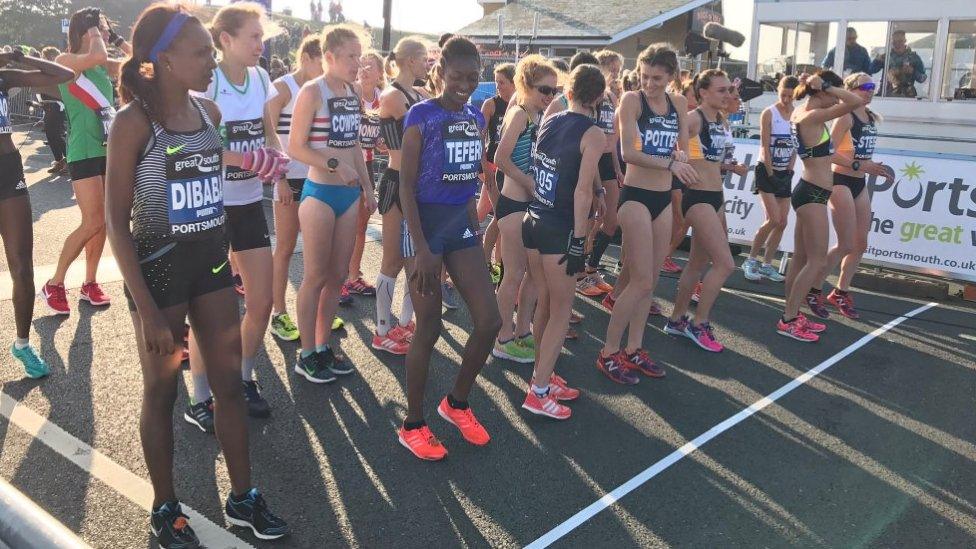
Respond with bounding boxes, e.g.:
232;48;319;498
0;478;92;548
6;87;42;124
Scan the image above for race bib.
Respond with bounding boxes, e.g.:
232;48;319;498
165;146;224;238
532;150;559;208
0;91;10;134
328;96;361;148
597;101;615;134
98;106;116;146
770;135;795;170
855;124;877;160
359;112;381;150
223;117;265;181
441;118;482;184
641;115;679;157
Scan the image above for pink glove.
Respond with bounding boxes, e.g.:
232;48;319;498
241;147;290;183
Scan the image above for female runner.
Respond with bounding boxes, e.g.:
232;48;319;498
779;70;862;340
106;5;287;545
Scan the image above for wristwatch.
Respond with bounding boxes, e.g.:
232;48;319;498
327;158;339;173
851;160;861;171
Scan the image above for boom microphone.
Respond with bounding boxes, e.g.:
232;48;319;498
703;22;746;48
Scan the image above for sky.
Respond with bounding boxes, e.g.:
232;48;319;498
273;0;483;33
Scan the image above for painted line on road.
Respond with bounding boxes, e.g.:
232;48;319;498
525;301;938;549
0;391;252;548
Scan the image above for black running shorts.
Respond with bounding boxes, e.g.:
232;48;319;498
225;201;272;252
0;151;28;201
124;238;233;311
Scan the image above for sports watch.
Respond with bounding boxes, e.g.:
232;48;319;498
327;158;339;173
851;160;861;171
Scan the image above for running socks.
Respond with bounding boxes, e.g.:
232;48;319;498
241;355;256;382
316;344;330;354
300;349;316;358
403;419;426;430
400;291;414;325
376;273;396;336
531;384;550;398
587;229;616;269
192;372;212;405
14;338;28;350
446;394;469;410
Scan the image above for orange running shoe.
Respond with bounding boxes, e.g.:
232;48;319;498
371;332;410;355
587;270;614;293
691;281;702;303
569;311;583;324
522;390;571;420
548;373;580;401
387;323;414;343
601;293;616;311
576;275;605;297
437;397;490;446
661;256;683;273
398;425;448;461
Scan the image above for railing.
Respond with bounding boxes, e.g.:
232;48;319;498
0;478;91;548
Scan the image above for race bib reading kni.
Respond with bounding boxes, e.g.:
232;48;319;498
771;135;795;170
328;96;361;148
532;150;559;208
165;146;224;238
441;118;482;184
223;118;265;181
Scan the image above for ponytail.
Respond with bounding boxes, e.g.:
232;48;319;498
384;50;397;79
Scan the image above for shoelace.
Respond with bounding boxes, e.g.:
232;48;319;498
279;315;297;331
702;323;716;341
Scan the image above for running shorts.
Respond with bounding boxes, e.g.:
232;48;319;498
68;156;106;181
124;238;233;311
832;172;866;200
753;163;793;198
522;213;572;256
225;201;272;252
681;189;724;216
619;186;671;221
791;179;831;211
401;202;480;257
377;168;400;215
495;194;530;221
598;152;616;181
0;151;28;201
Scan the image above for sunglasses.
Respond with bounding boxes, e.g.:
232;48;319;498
857;82;876;91
535;85;559;96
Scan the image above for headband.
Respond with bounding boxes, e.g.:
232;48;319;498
148;12;190;63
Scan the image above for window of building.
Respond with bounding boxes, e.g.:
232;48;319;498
942;20;976;101
756;22;837;91
847;21;937;99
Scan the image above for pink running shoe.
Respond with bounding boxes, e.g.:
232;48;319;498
80;281;111;306
42;281;69;315
661;256;682;273
684;321;724;352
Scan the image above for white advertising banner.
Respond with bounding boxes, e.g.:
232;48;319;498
721;140;976;282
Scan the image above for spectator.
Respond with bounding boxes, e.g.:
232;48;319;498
39;46;68;174
870;30;927;97
823;27;871;74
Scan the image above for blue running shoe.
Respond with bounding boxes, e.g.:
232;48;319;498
11;344;49;379
225;488;289;541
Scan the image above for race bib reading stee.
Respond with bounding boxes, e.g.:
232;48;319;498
597;100;615;134
328;96;361;148
223;118;265;181
165;146;224;237
441;118;482;184
532;150;559;208
855;124;878;160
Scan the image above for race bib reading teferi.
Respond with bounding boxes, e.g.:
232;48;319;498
441;118;482;184
328;97;361;148
166;146;224;238
223;118;265;181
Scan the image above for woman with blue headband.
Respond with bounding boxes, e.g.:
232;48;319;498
105;4;288;547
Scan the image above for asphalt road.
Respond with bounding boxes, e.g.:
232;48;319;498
1;133;975;548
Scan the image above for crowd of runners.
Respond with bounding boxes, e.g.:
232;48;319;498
0;2;892;546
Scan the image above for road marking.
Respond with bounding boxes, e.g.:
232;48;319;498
525;302;938;549
961;334;976;342
0;391;252;548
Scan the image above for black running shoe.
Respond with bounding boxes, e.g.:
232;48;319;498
320;346;354;376
242;380;271;418
294;352;337;384
183;398;215;434
224;488;289;541
150;501;200;549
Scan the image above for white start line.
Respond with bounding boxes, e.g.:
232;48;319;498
0;391;252;549
525;301;939;549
